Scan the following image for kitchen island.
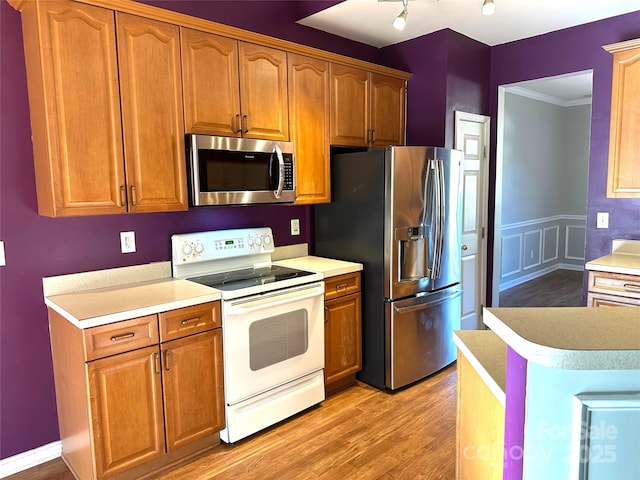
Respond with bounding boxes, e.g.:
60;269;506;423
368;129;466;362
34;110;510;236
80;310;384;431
454;307;640;480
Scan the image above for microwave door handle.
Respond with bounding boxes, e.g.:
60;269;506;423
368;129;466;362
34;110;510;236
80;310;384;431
273;144;285;198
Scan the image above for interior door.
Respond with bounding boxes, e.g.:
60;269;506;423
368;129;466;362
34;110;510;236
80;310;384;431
455;112;490;330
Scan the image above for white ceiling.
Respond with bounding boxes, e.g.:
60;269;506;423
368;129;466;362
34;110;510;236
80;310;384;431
298;0;640;49
298;0;635;103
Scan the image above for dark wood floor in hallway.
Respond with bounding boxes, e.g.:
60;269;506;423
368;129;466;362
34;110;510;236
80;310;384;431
7;365;458;480
499;268;584;307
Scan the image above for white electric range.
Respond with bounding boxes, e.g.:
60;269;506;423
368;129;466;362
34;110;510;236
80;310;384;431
171;227;325;443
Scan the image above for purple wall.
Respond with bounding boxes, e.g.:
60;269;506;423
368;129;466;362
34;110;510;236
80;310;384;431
488;12;640;301
0;0;381;459
381;29;490;147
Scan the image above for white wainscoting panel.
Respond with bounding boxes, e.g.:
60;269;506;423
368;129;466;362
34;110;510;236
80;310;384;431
566;225;586;261
543;225;560;263
501;233;522;278
523;229;542;270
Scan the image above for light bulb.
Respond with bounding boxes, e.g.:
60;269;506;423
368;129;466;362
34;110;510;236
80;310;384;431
482;0;495;16
393;10;408;30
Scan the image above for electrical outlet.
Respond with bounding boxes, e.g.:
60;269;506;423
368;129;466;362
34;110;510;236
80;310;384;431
290;218;300;236
596;212;609;229
120;231;136;253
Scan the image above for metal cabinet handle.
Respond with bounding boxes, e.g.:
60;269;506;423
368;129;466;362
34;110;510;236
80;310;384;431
110;332;135;342
130;185;137;206
335;283;348;292
370;129;376;145
243;114;249;134
181;316;201;325
154;352;161;374
119;185;126;207
623;283;640;292
164;350;171;371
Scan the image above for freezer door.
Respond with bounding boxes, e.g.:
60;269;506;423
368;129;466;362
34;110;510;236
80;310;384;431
386;285;462;390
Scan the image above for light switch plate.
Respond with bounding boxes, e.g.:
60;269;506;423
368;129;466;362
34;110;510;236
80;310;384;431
290;219;300;236
596;212;609;229
0;241;5;266
120;231;136;253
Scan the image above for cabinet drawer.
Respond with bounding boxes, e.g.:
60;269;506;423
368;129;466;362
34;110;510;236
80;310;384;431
587;292;640;307
84;315;159;361
588;271;640;300
159;302;221;342
324;272;361;301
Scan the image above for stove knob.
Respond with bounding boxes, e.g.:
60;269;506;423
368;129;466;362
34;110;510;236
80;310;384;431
182;243;193;256
194;242;204;254
263;235;271;246
255;236;262;247
247;236;254;248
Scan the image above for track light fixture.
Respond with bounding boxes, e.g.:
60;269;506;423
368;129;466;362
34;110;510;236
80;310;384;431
393;0;409;30
482;0;495;16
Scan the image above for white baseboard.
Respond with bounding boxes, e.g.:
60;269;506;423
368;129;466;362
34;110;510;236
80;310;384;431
0;441;61;478
500;264;584;292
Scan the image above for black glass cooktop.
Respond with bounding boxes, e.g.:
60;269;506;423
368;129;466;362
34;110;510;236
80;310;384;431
187;265;314;291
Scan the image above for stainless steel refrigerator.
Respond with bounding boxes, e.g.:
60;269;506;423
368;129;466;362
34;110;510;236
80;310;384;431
314;146;463;390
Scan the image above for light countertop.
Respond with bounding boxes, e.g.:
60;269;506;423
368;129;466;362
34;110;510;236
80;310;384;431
484;307;640;370
45;277;222;329
585;239;640;276
44;255;362;329
274;256;363;277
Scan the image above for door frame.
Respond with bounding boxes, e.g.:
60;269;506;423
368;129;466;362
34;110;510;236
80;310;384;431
454;111;490;328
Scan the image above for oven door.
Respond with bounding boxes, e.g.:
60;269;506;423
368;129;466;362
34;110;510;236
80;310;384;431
222;281;325;405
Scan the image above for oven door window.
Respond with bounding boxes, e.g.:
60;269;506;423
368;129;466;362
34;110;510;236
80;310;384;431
249;310;308;371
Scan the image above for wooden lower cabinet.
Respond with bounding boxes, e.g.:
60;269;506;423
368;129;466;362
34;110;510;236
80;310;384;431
587;270;640;306
49;302;224;480
323;272;362;394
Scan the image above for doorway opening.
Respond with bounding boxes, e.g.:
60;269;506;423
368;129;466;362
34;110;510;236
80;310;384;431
492;70;593;307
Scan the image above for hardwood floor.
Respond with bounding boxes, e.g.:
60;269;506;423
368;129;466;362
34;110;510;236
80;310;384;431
7;365;457;480
499;268;585;307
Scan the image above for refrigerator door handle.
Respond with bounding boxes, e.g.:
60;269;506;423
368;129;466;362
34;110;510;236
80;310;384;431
433;159;446;278
393;287;462;314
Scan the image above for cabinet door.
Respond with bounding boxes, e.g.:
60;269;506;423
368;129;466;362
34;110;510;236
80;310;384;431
607;44;640;198
288;53;331;204
238;42;289;140
370;73;406;146
324;292;362;386
88;345;165;478
330;64;369;146
162;330;225;452
181;28;241;136
116;13;188;212
26;1;126;216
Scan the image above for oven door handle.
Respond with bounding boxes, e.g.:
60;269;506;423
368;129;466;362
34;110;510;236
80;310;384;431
225;283;324;315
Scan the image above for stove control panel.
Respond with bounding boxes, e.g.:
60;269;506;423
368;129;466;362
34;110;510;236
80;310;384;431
171;227;275;266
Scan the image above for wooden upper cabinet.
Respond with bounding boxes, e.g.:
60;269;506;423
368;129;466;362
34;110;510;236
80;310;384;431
182;31;289;141
15;1;187;216
18;1;126;216
181;28;241;136
238;42;289;140
288;53;331;204
370;73;406;147
330;64;370;147
330;65;406;147
604;39;640;198
116;13;188;212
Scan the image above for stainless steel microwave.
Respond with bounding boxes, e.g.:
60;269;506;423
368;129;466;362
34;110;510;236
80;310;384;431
186;134;296;206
